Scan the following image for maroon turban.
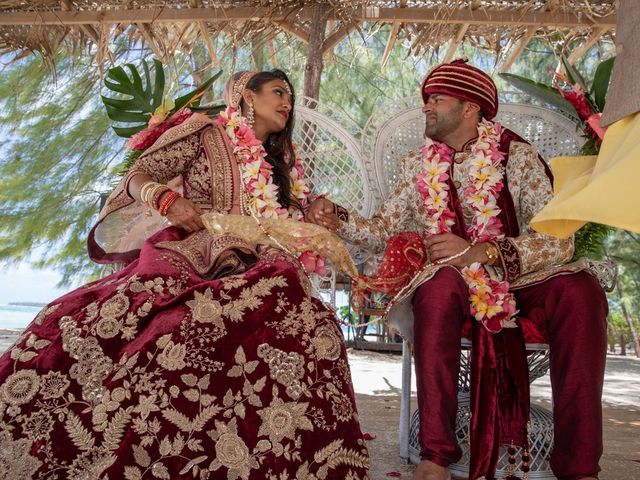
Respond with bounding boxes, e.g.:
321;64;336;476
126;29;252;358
421;59;498;120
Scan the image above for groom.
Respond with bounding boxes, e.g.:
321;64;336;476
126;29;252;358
308;59;608;480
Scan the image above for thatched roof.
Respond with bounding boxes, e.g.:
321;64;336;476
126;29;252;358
0;1;617;70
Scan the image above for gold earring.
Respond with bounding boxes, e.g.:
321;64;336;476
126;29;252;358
247;104;255;127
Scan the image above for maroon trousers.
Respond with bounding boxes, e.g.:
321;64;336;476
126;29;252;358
412;267;608;480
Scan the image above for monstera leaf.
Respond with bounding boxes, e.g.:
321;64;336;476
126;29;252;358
102;58;223;138
102;59;165;137
499;73;579;119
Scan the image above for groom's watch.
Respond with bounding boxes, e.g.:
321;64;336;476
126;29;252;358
484;243;500;266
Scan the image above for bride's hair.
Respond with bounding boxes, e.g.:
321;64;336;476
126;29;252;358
243;69;301;212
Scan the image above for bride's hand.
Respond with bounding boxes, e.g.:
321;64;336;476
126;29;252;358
165;197;205;232
306;198;339;231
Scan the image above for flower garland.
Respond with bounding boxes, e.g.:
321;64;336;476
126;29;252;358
415;119;517;332
216;106;326;276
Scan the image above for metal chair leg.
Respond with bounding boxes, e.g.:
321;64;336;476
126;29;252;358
399;339;412;462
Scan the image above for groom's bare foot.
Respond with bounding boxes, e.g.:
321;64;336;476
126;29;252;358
412;460;451;480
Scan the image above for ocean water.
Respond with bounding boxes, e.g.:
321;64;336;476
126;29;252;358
0;304;369;338
0;304;42;329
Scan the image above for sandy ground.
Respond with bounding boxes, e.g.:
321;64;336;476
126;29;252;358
1;330;638;479
349;349;640;480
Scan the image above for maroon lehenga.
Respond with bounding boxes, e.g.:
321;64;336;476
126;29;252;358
0;118;369;479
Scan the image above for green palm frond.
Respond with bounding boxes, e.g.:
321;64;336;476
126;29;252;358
498;73;579;119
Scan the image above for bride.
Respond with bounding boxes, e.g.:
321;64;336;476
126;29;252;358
0;69;370;480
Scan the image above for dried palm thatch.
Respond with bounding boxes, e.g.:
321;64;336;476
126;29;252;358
0;1;617;71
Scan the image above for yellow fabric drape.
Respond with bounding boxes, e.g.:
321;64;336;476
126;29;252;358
531;112;640;238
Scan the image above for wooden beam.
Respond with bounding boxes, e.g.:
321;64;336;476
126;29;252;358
322;21;358;54
442;23;469;63
361;7;616;28
0;7;616;28
500;27;536;72
59;0;100;43
274;19;310;44
568;26;610;64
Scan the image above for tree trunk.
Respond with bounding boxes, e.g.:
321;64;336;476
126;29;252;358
620;333;626;356
303;2;329;104
251;34;265;70
607;323;616;353
616;281;640;358
300;2;328;175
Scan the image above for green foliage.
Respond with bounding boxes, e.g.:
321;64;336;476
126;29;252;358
101;58;223;138
337;305;354;324
591;56;615;112
173;70;223;111
102;59;165;137
498;72;579;119
0;53;118;282
573;223;612;261
604;230;640;345
0;49;225;284
560;55;590;98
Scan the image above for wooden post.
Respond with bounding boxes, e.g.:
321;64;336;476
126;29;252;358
303;2;329;105
251;33;265;70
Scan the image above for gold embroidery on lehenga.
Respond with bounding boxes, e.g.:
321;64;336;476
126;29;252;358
186;288;225;329
209;418;258;479
0;430;43;479
40;371;70;399
257;344;306;400
60;316;113;404
221;275;248;290
311;324;342;361
0;132;371;480
330;391;355;422
10;333;51;364
23;410;54;441
34;303;61;325
156;341;188;371
66;448;117;480
257;396;314;444
0;369;40;406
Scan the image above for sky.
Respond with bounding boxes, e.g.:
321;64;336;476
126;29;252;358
0;263;78;305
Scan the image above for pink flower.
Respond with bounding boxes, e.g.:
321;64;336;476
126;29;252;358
125;122;171;151
125;108;193;152
562;89;593;121
299;251;327;276
587;113;607;141
168;108;193;126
